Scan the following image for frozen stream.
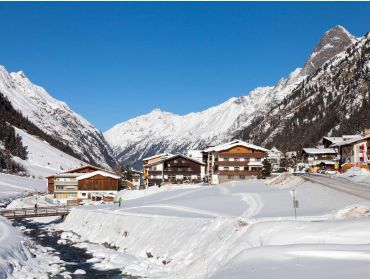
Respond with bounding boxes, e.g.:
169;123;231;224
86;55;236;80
12;219;128;279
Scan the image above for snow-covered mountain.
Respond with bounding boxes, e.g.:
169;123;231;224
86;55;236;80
105;25;357;169
0;66;115;169
238;29;370;152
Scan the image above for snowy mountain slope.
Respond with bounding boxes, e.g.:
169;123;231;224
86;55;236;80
238;30;370;151
0;66;115;169
105;25;356;168
13;127;86;178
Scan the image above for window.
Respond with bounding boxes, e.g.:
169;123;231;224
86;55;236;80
235;167;240;171
239;175;245;179
81;193;86;196
235;158;240;161
182;160;186;163
224;167;229;170
174;160;178;163
224;158;229;161
178;168;182;171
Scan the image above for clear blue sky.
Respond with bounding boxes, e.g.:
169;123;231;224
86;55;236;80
0;2;369;131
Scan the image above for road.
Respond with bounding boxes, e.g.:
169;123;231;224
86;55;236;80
299;173;370;200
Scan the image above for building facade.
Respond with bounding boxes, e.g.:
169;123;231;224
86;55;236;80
144;154;205;186
203;140;268;184
46;165;120;204
143;153;173;186
330;132;370;170
301;148;339;173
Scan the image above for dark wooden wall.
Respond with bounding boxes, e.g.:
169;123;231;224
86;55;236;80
78;175;119;191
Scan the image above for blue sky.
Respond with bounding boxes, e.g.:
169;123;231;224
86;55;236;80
0;2;369;131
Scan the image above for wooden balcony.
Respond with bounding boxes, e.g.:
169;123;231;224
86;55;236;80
168;163;190;167
218;170;259;176
163;170;198;175
214;161;249;166
148;170;162;175
218;152;265;158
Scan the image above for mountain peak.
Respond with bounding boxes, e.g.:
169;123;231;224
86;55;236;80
301;25;357;76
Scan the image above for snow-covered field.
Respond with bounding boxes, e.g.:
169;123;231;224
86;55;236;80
57;176;370;278
0;173;46;204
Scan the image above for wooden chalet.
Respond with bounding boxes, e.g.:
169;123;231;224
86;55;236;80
143;154;205;186
202;140;268;184
46;165;120;204
143;153;173;186
301;147;339;173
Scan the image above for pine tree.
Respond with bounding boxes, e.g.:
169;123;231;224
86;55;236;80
261;159;272;178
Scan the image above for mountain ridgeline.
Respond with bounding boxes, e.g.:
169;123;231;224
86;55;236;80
0;66;116;169
105;25;368;168
239;31;370;152
1;25;368;172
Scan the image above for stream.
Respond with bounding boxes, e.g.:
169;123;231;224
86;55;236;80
12;218;126;279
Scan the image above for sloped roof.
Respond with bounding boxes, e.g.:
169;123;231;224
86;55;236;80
143;154;205;167
142;153;173;161
203;139;268;153
330;135;370;147
76;170;121;180
302;148;337;155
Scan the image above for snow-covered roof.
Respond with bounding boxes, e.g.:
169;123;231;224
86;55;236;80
143;154;205;167
143;153;173;161
55;173;84;178
330;135;370;147
76;170;121;180
302;148;337;155
203;140;268;153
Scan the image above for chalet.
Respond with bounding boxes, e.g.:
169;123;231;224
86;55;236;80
322;135;360;148
203;140;268;184
267;147;284;171
46;165;120;204
124;170;143;189
301;148;339;173
143;154;205;186
143;153;173;186
330;130;370;171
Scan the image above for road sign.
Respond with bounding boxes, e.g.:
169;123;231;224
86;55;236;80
293;199;299;208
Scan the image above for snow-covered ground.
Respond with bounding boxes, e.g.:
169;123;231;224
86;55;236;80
0;173;46;204
57;177;370;278
13;127;86;178
337;167;370;184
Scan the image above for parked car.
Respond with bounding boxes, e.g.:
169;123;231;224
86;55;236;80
325;170;338;175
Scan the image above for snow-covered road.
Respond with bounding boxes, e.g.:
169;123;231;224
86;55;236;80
300;173;370;200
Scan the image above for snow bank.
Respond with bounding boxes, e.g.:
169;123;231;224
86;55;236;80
0;217;53;278
57;179;369;277
337;167;370;184
213;219;370;278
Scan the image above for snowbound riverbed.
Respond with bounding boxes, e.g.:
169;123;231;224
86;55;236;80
57;177;370;278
